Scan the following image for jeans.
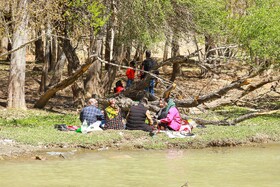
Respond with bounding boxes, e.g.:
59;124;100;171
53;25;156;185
145;79;155;95
126;79;134;88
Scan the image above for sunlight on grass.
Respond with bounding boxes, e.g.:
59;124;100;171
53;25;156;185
0;107;279;149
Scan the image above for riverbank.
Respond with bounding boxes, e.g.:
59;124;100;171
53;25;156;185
1;107;280;160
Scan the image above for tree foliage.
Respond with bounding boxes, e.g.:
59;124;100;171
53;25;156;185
186;0;228;37
116;0;173;48
231;0;280;62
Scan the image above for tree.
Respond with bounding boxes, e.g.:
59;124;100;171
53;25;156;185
36;0;108;107
231;0;280;62
7;0;30;109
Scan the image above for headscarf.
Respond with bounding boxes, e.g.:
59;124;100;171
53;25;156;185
105;106;119;119
165;98;176;112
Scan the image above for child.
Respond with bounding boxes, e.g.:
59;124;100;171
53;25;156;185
114;80;124;94
126;60;136;88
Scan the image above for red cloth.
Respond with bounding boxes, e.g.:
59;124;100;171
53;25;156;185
126;68;135;80
115;86;124;93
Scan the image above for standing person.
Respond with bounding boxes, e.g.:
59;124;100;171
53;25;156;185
126;60;136;88
157;98;181;131
79;98;104;127
126;97;154;132
104;98;124;130
140;50;159;95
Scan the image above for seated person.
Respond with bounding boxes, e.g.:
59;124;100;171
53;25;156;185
80;98;104;129
155;98;168;120
126;97;154;132
114;80;124;94
104;98;124;130
157;98;181;131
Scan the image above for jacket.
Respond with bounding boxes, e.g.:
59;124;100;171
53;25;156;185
126;68;135;80
126;103;153;132
160;107;181;131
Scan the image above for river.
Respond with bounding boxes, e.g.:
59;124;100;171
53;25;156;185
0;144;279;187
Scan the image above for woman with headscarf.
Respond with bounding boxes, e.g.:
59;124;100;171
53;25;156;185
104;98;124;130
158;98;181;131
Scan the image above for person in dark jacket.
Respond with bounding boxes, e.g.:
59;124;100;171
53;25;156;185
126;97;154;132
140;50;159;96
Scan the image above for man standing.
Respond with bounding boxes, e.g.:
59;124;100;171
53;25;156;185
80;98;104;127
126;97;154;132
140;50;159;96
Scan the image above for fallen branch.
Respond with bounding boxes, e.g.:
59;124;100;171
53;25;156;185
230;110;280;124
181;110;280;126
204;75;280;110
239;75;280;99
175;78;250;108
34;56;97;108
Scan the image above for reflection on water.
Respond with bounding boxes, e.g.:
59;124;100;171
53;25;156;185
0;144;280;187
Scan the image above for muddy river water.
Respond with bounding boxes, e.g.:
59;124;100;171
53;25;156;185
0;144;279;187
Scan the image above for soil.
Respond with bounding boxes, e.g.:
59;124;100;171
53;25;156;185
0;138;40;160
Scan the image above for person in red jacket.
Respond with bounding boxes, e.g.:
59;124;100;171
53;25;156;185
126;60;136;88
114;80;124;94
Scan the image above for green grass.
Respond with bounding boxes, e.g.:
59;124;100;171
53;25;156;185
0;107;280;150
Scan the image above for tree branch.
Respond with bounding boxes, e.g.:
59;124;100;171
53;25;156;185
34;56;97;108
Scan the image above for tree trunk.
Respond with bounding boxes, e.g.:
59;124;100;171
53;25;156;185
163;39;169;61
170;35;181;82
3;6;13;61
104;0;116;70
34;57;96;109
84;28;104;99
7;0;29;109
39;24;51;93
162;37;170;74
0;37;9;56
102;59;117;94
35;30;44;63
124;45;131;65
134;44;144;62
58;24;84;107
104;24;114;64
205;34;216;61
50;34;58;71
48;53;67;87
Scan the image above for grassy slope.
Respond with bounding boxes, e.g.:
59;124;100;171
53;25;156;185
0;107;279;150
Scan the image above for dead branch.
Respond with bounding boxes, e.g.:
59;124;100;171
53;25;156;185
175;78;250;108
163;83;176;99
34;56;97;108
181;110;280;126
230;110;280;124
0;34;43;58
238;76;280;99
204;75;280;110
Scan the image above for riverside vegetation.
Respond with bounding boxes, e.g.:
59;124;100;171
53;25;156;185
0;106;279;159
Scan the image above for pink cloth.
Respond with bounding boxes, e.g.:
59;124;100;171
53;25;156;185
160;107;181;131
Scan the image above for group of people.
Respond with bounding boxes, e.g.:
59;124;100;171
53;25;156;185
79;50;194;134
113;50;158;96
80;97;194;134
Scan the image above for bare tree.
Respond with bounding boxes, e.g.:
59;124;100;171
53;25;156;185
7;0;29;109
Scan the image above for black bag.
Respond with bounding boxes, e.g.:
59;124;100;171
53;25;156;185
54;124;68;131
